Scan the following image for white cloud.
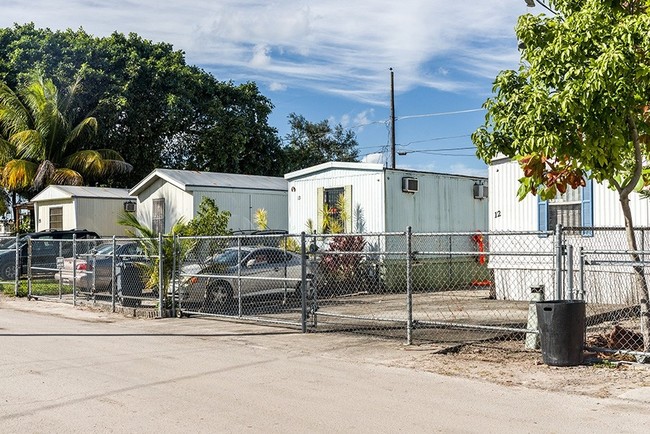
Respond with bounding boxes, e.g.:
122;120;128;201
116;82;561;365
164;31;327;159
1;1;527;105
269;82;287;92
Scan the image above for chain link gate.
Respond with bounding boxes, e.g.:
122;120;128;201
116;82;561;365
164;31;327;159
173;233;309;327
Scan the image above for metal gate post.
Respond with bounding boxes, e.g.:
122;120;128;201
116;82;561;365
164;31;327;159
72;235;77;306
27;238;32;299
111;236;116;312
14;233;19;296
171;234;177;318
566;244;574;300
301;232;307;333
406;226;413;345
555;223;564;300
578;247;585;301
58;240;63;299
158;233;164;318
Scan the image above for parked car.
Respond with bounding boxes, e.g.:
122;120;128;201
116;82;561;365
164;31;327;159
54;241;143;292
178;246;310;311
0;229;100;281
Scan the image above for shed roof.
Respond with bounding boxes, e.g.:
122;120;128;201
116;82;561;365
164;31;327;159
31;185;133;202
284;161;384;181
284;161;487;181
129;168;288;196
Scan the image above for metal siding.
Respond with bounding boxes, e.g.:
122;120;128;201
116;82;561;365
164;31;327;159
287;169;385;234
385;171;488;232
35;200;75;231
136;178;193;233
192;189;288;231
75;198;130;236
489;160;537;231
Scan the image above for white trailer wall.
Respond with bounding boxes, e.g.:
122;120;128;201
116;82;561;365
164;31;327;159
287;166;385;234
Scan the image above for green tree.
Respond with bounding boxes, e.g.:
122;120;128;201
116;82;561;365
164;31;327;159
0;24;286;183
0;72;131;199
185;197;231;237
472;0;650;354
283;113;359;173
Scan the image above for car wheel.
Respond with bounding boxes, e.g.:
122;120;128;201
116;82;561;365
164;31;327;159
0;262;16;281
202;282;233;313
295;275;315;301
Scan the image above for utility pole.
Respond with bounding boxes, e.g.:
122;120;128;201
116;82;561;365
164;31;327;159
390;68;396;169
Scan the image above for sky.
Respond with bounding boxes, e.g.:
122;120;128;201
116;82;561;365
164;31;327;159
1;0;540;177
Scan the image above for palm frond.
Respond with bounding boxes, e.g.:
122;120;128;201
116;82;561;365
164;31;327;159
11;129;44;160
65;149;133;177
0;82;31;135
50;168;83;186
118;211;157;239
0;137;17;165
64;116;98;150
255;208;269;230
2;159;37;190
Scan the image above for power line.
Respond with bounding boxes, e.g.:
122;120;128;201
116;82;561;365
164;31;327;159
397;108;485;121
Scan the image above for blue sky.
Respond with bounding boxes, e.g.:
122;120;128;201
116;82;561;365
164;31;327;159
2;0;539;177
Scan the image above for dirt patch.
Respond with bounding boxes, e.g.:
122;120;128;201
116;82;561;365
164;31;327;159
389;339;650;399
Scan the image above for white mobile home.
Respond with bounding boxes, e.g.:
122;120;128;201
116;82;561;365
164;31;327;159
129;169;288;233
285;162;489;234
489;157;650;303
31;185;135;236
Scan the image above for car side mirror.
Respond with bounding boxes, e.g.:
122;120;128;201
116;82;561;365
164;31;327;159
246;259;256;267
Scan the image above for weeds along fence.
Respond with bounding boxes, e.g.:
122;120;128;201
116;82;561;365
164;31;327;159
4;228;650;358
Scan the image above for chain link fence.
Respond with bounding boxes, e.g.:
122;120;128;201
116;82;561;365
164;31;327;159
2;235;165;315
4;227;650;360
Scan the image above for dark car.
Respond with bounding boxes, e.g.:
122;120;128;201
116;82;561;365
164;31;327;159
54;241;143;292
0;229;100;281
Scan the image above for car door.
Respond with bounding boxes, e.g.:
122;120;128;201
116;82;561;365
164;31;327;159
238;248;283;296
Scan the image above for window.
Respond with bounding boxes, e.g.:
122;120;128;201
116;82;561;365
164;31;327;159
152;198;165;234
324;187;345;226
538;180;593;236
317;185;352;233
49;207;63;230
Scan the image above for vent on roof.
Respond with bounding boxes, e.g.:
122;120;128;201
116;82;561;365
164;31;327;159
124;201;137;212
402;177;419;193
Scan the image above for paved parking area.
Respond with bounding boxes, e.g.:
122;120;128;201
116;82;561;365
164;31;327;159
1;296;649;433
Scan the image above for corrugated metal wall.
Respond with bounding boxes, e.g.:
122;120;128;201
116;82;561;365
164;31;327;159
490;159;650;230
385;170;489;233
35;200;75;231
75;198;131;236
488;159;538;232
287;168;385;234
193;189;288;231
136;178;194;233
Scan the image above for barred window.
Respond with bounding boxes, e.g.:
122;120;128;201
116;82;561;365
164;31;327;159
49;207;63;230
152;198;165;234
548;188;581;228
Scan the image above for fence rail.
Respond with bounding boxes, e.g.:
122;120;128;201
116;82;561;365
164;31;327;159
1;226;649;359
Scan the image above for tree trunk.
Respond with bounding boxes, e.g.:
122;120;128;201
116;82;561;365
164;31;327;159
620;193;650;356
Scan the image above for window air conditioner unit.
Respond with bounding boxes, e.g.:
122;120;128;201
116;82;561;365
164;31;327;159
402;177;419;193
473;183;488;199
124;201;137;212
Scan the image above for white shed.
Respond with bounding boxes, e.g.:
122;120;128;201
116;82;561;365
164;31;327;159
129;169;288;233
489;157;650;303
285;162;489;234
31;185;135;236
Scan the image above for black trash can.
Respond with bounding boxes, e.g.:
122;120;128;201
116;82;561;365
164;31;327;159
116;261;144;307
536;300;586;366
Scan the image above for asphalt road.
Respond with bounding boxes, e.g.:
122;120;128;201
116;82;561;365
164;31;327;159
1;298;649;433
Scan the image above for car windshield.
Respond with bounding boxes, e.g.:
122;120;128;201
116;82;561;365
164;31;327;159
94;244;116;255
209;249;247;266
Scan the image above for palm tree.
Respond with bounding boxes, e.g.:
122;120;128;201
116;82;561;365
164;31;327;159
0;72;132;202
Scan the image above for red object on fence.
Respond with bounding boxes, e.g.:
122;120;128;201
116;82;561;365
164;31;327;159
471;231;486;265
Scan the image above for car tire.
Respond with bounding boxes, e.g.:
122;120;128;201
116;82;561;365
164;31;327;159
0;262;16;281
202;282;233;313
295;275;315;301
